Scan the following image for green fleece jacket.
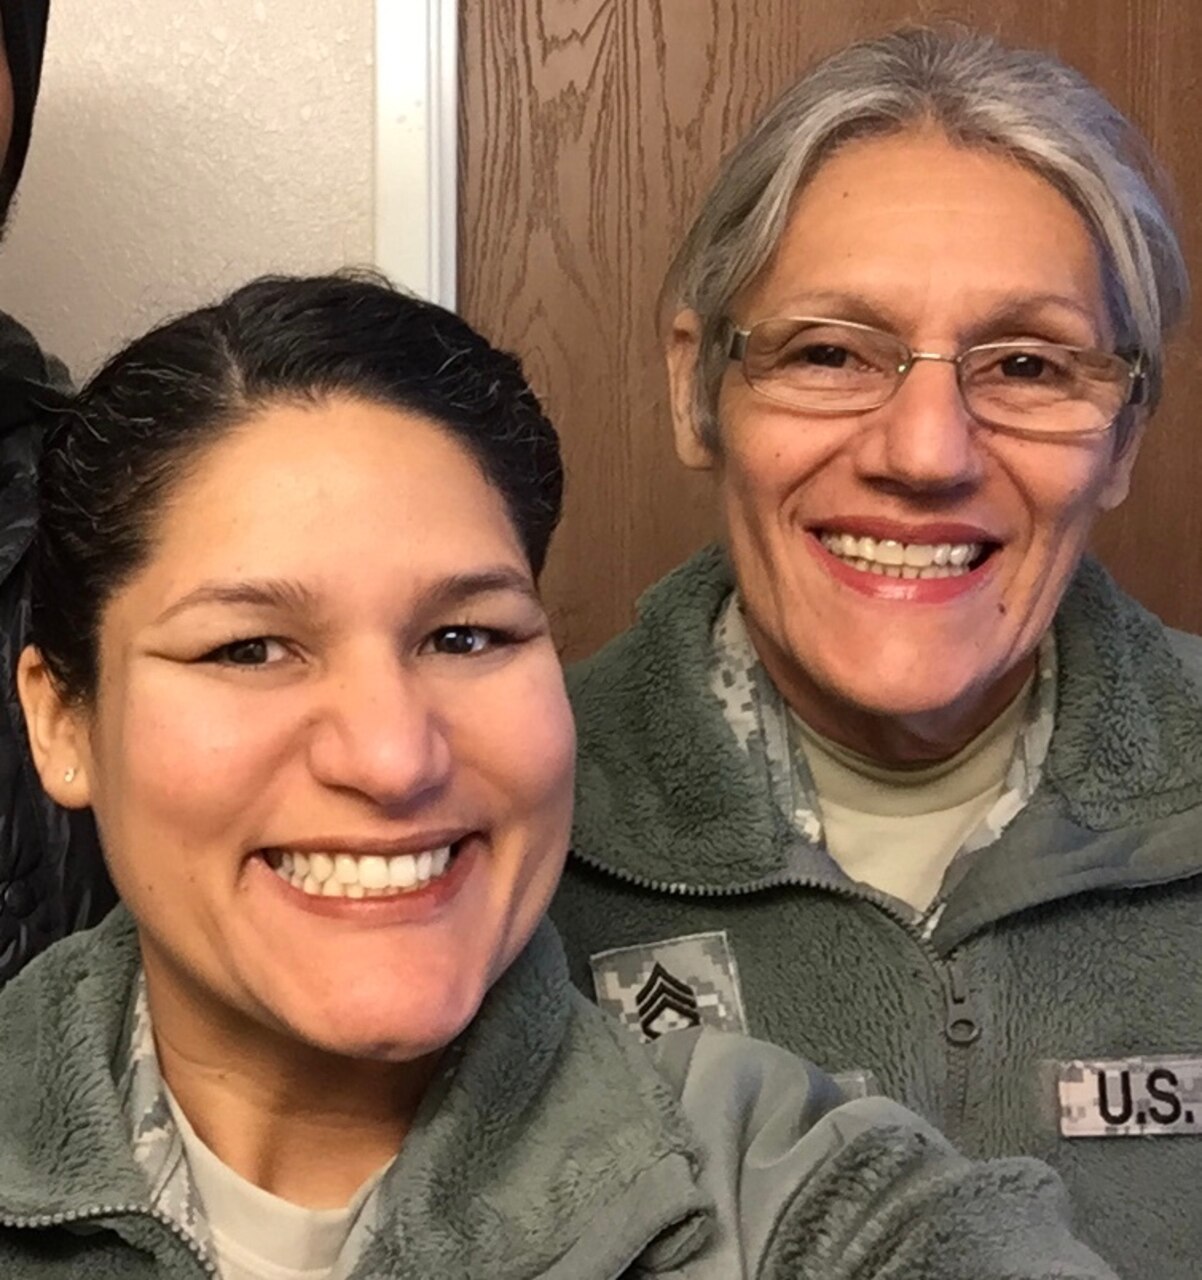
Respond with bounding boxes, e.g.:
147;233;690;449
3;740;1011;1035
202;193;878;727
553;545;1202;1280
0;908;1115;1278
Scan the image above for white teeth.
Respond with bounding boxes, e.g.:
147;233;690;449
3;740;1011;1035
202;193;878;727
390;855;418;889
821;531;984;578
948;544;973;567
359;856;390;890
903;543;934;568
269;845;456;899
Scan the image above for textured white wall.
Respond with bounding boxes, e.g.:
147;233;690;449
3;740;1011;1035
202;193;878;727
0;0;375;378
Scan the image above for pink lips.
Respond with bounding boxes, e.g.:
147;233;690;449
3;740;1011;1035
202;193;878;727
811;517;997;545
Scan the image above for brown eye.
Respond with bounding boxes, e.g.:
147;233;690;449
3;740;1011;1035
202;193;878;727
430;626;494;656
206;637;288;666
999;353;1049;380
798;343;851;368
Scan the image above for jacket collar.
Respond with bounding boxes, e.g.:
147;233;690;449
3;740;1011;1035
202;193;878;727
570;546;1202;906
0;908;711;1278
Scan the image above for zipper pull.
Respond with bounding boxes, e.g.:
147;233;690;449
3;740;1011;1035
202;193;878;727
942;955;980;1045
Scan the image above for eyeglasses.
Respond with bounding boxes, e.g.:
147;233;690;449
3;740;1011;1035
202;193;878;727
726;316;1146;437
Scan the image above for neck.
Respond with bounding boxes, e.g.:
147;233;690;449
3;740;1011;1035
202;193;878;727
142;946;439;1209
746;619;1037;767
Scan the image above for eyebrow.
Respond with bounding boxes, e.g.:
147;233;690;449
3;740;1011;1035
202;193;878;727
154;578;319;626
409;567;542;614
153;566;540;626
761;290;1103;340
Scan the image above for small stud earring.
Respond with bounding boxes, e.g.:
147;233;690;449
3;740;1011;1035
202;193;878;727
63;767;77;784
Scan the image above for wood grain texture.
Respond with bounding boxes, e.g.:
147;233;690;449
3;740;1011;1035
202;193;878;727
460;0;1202;658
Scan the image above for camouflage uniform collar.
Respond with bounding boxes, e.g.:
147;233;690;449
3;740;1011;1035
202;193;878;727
119;972;213;1256
709;592;1058;905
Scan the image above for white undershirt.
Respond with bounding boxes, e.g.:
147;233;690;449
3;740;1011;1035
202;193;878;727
165;1089;389;1280
792;675;1033;912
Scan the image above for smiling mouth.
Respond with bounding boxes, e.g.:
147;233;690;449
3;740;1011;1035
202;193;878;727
817;530;996;580
263;843;463;899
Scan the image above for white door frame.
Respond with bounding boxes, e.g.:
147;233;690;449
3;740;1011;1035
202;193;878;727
374;0;458;308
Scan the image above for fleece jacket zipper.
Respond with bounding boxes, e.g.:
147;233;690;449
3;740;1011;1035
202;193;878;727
570;849;983;1138
0;1204;216;1277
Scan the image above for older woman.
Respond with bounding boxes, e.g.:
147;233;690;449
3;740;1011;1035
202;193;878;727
552;25;1199;1278
0;274;1116;1278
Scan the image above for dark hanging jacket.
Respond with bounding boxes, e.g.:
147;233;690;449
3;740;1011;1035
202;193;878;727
0;0;113;984
0;0;50;217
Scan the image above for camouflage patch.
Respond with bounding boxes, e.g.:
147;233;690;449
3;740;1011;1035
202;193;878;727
710;595;817;845
590;931;748;1042
1057;1054;1202;1138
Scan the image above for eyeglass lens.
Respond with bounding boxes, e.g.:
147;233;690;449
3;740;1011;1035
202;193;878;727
741;319;1129;433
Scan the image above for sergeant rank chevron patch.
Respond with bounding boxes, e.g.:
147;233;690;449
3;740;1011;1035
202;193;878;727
589;930;748;1042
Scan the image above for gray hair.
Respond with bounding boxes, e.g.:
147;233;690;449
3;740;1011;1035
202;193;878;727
663;25;1189;452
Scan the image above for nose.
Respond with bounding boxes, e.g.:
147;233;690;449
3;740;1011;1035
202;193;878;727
306;652;453;810
859;356;983;494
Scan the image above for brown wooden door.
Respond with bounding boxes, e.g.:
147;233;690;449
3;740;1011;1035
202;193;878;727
459;1;1202;660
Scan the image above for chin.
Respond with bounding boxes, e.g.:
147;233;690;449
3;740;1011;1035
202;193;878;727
279;981;485;1063
819;654;988;723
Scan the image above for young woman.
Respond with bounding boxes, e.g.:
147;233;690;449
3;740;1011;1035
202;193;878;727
0;273;1114;1278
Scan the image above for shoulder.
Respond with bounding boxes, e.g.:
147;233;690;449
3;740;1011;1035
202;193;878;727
0;908;134;1030
1049;559;1202;827
567;546;733;708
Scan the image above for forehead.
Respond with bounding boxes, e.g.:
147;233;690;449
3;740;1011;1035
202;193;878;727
144;397;526;597
742;128;1107;334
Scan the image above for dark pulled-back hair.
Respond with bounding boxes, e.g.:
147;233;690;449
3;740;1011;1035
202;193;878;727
30;272;564;703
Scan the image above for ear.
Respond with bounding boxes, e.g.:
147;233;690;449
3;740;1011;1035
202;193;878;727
16;646;94;809
1097;415;1146;511
664;309;717;471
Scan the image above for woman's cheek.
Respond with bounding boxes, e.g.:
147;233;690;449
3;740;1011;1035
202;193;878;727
110;675;291;831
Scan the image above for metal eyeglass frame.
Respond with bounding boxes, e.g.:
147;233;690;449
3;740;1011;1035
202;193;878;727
726;316;1147;436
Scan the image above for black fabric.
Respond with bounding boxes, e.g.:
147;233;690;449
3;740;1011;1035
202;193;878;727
0;10;113;985
0;0;50;223
0;320;112;987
